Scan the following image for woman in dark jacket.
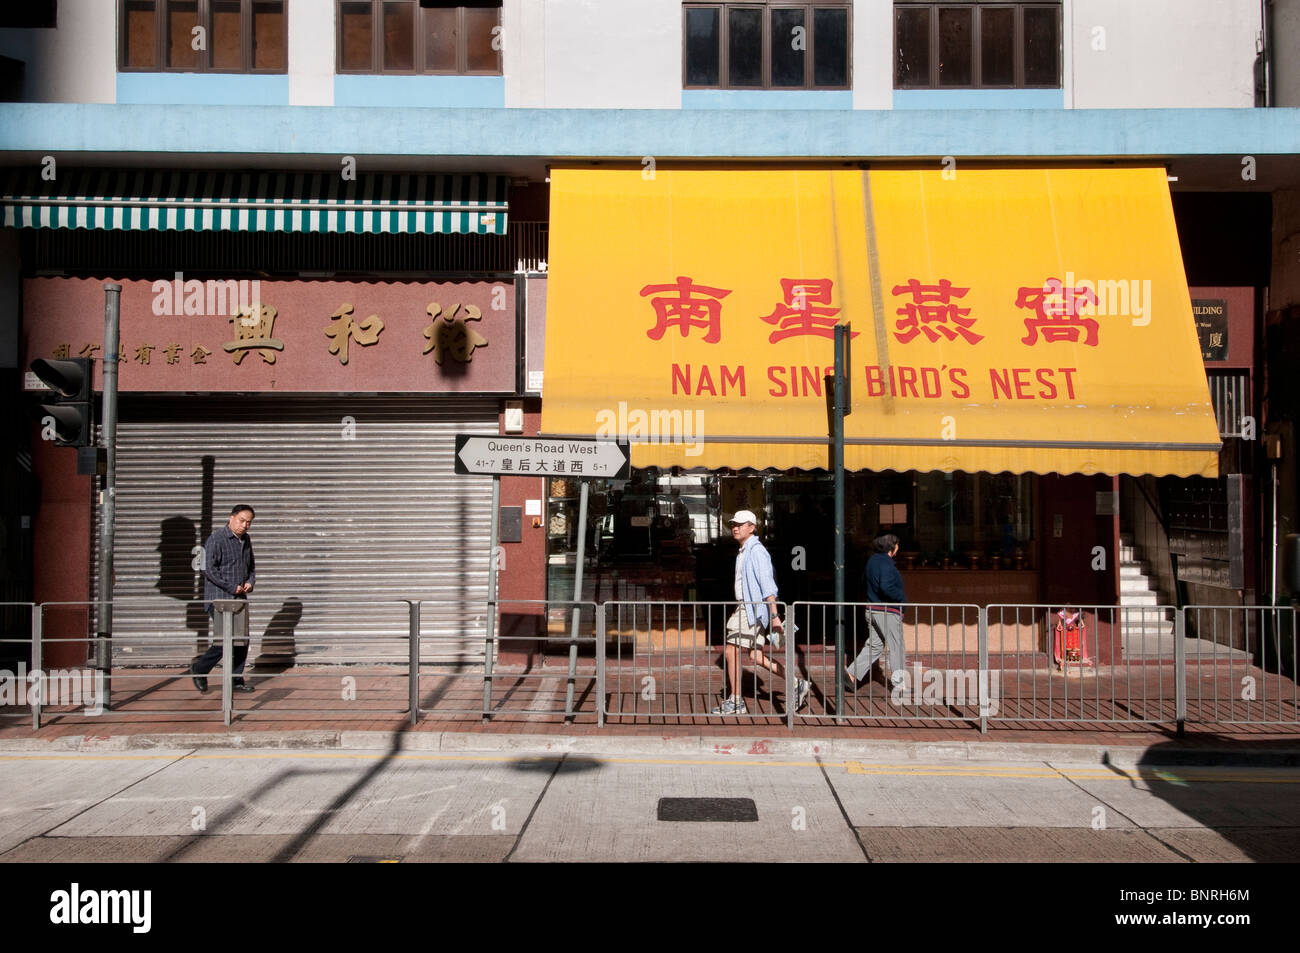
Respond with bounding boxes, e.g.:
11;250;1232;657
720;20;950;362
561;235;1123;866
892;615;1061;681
846;532;908;687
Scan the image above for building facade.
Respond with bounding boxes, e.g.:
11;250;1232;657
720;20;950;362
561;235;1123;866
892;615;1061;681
0;0;1297;669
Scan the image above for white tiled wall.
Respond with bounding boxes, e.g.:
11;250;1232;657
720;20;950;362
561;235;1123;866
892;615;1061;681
0;0;115;103
0;0;1270;109
1069;0;1260;108
289;0;335;106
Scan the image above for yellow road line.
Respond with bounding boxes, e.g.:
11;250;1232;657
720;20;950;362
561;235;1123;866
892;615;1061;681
1;750;1298;784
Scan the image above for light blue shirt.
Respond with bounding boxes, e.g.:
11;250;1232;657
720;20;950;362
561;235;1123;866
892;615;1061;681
736;535;778;628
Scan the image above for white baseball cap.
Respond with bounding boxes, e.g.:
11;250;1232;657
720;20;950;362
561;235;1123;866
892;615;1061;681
728;509;758;525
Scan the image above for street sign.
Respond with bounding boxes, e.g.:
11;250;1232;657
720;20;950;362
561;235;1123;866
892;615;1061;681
454;434;630;479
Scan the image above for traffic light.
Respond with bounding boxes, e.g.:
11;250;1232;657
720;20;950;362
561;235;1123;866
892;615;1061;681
30;357;94;447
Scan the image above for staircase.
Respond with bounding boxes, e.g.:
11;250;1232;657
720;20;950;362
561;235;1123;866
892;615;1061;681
1118;534;1252;662
1118;533;1178;658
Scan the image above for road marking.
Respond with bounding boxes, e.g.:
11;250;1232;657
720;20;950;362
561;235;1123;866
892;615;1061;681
0;754;192;762
3;750;1299;784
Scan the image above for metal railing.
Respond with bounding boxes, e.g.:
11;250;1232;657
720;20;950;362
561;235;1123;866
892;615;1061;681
792;602;984;728
984;603;1183;727
1184;605;1298;725
2;597;1296;732
16;599;423;727
601;600;792;723
196;598;416;725
467;599;599;723
0;603;41;729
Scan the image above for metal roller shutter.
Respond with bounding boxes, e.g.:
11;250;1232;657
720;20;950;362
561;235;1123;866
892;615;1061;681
92;395;497;664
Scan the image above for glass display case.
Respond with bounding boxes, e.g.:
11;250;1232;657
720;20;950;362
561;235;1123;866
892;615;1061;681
545;472;714;602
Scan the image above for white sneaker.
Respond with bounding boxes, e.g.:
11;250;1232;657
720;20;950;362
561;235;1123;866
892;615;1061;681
793;679;812;712
711;695;748;715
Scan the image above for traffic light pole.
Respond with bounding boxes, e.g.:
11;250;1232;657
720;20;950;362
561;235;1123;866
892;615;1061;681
97;283;121;708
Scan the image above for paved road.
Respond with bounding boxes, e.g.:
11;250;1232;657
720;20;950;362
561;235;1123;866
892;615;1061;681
1;746;1298;862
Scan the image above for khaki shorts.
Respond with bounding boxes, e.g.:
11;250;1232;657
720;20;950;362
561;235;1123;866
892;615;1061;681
725;606;767;650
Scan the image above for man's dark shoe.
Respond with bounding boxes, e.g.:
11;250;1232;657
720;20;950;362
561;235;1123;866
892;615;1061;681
189;667;209;694
233;679;255;693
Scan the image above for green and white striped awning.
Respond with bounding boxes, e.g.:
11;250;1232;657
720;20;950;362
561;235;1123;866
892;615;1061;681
0;168;508;235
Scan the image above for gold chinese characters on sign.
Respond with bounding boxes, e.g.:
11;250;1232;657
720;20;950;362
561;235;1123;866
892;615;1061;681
323;304;385;365
53;343;189;366
225;305;286;365
422;302;488;364
46;290;498;377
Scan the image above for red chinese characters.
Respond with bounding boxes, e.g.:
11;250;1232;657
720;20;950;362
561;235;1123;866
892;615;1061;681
641;276;732;344
638;274;1109;350
1016;279;1100;346
759;278;852;343
891;279;983;345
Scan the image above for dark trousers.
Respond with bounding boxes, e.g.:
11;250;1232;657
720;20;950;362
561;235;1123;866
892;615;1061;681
193;603;249;681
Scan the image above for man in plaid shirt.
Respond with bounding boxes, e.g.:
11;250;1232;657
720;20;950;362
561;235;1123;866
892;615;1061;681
189;504;257;694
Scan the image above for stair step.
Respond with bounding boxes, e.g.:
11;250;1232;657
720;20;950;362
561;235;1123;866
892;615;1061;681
1122;635;1253;661
1121;624;1176;637
1120;592;1159;605
1120;588;1156;601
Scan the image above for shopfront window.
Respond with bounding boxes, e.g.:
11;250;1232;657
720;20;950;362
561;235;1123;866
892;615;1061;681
899;471;1036;569
545;467;1038;604
547;471;719;602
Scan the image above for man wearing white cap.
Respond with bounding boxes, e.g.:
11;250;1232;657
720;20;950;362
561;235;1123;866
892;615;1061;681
713;509;811;715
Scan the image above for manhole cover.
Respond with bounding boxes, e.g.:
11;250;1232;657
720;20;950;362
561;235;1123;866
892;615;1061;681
657;797;758;822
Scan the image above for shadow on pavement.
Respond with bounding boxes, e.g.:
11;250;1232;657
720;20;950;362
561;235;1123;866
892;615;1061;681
251;598;303;679
508;755;601;773
162;733;405;863
1101;734;1300;862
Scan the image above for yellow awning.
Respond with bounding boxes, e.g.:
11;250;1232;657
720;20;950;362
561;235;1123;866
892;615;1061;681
541;166;1220;477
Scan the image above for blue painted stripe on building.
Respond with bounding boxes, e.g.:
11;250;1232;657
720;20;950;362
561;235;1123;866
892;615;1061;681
682;90;854;110
334;75;506;108
116;72;290;106
2;103;1298;158
892;88;1065;110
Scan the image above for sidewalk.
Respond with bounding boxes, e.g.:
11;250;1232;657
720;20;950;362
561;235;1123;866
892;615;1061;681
2;661;1299;764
